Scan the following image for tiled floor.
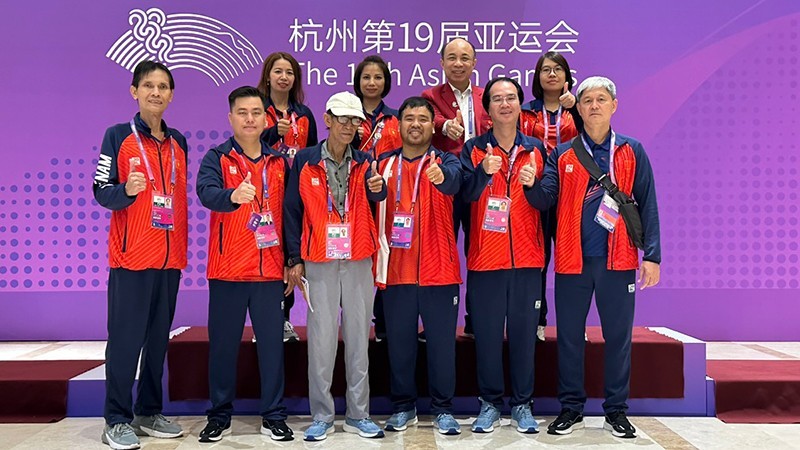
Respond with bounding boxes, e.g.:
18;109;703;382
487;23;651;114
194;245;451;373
1;341;799;449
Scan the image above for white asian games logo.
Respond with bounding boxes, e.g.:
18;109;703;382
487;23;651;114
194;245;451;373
106;8;262;86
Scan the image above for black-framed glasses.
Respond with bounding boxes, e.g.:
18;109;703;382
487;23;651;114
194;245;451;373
333;115;363;126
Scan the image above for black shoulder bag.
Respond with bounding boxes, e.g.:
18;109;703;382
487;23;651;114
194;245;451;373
571;137;645;250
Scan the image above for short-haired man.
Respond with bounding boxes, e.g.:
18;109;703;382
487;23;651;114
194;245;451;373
195;86;293;442
374;96;463;435
528;76;661;439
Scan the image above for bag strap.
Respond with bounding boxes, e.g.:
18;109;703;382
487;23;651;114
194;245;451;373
571;136;621;198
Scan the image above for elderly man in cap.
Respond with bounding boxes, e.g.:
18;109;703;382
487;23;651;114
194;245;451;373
284;91;388;441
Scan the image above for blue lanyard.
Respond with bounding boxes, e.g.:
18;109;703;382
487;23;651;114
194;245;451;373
129;119;176;194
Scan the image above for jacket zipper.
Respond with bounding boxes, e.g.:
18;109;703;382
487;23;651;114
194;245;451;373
156;139;170;270
122;221;129;253
218;222;224;254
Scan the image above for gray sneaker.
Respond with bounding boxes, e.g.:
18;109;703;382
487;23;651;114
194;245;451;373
283;320;299;342
102;423;140;449
131;414;183;438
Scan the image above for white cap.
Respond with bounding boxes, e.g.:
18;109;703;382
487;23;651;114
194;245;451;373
325;92;366;120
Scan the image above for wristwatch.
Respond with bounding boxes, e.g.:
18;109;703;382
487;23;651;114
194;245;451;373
287;256;304;267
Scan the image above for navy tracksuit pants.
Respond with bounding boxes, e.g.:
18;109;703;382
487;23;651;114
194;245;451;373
104;268;180;425
468;268;541;408
207;280;286;423
382;284;459;415
555;256;636;414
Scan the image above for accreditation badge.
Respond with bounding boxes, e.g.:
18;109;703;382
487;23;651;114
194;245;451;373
326;223;352;259
390;213;414;249
594;193;620;232
255;211;279;249
482;196;511;233
150;193;174;230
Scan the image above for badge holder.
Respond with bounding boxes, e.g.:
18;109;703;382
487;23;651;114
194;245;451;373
326;223;352;259
482;196;511;233
594;193;620;232
151;193;174;230
390;213;414;248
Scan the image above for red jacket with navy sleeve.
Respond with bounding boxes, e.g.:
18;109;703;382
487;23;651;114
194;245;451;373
92;113;188;271
196;138;289;281
374;147;462;286
262;99;318;152
520;99;581;155
527;132;662;273
283;142;387;263
460;131;546;271
352;102;401;160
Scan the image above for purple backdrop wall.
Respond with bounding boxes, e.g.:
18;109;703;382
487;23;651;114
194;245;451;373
1;1;798;341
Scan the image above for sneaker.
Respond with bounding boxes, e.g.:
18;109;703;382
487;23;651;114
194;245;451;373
198;420;231;443
463;321;475;339
385;409;418;432
547;408;584;435
303;420;334;441
604;411;636;438
131;414;183;438
536;325;546;342
375;330;387;343
511;404;539;434
283;320;299;342
471;398;501;433
417;330;427;343
102;423;140;450
344;417;385;438
261;418;294;441
433;413;461;435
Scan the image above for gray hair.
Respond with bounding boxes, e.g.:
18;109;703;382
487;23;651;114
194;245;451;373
576;76;617;102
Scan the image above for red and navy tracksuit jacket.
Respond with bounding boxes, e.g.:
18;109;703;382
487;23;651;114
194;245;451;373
283;142;387;263
520;99;582;155
351;102;401;160
196;137;289;281
262;99;318;151
93;113;188;271
375;147;462;286
460;131;547;271
527;132;662;273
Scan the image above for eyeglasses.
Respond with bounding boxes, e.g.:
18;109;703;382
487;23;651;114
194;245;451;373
540;66;565;75
490;94;519;105
333;115;363;126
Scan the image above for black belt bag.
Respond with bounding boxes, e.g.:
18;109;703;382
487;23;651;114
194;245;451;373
572;137;645;250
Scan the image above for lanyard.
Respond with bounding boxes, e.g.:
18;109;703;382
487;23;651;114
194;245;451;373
394;153;426;213
129;119;175;194
466;94;474;137
543;105;562;148
581;131;617;184
288;112;298;142
235;152;269;212
321;158;352;220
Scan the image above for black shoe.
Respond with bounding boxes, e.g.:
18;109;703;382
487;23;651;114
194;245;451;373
604;411;636;438
198;420;231;442
261;418;294;441
547;409;584;435
375;330;387;343
417;330;426;343
463;320;474;339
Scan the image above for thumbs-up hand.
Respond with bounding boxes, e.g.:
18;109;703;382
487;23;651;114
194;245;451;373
519;160;537;187
276;111;291;137
446;111;465;141
425;150;444;185
367;160;384;193
125;162;147;196
481;143;502;175
559;82;576;109
231;172;256;204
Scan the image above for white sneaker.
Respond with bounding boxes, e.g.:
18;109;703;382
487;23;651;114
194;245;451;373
283;320;299;342
536;325;546;342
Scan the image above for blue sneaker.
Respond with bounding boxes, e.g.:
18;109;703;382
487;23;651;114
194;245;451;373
385;409;418;432
432;413;461;435
471;399;501;433
511;404;539;434
343;417;385;438
303;420;334;441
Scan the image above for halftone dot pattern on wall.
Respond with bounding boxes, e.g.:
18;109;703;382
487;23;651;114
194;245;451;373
653;22;800;289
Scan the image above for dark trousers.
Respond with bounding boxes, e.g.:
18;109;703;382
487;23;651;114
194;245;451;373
453;196;473;332
382;284;459;415
555;256;636;413
539;206;557;327
207;280;287;422
468;268;541;408
104;268;180;425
